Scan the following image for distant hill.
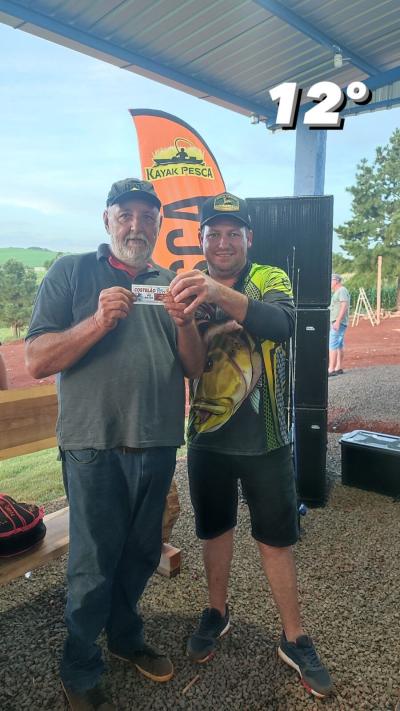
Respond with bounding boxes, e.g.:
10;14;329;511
0;247;62;267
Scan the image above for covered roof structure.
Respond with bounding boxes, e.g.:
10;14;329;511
1;0;400;124
1;0;400;195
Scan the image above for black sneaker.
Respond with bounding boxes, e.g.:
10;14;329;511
109;643;173;682
278;631;333;698
61;681;116;710
187;606;230;663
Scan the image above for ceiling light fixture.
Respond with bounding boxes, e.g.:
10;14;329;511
333;51;343;69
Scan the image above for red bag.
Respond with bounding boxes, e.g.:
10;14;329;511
0;494;46;557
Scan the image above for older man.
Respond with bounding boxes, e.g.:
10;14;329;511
25;178;203;710
166;192;333;700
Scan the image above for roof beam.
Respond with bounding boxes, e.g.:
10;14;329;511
341;96;400;118
365;65;400;91
0;0;272;119
253;0;380;76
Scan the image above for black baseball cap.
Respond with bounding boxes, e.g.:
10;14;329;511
200;192;252;229
106;178;161;209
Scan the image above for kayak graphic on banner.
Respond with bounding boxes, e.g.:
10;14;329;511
130;109;226;272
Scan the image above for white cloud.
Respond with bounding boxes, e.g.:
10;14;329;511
0;196;63;215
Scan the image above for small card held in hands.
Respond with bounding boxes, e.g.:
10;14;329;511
131;284;169;305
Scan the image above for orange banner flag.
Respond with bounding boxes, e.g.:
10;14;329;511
130;109;226;272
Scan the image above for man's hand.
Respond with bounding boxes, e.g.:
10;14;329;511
169;270;221;315
25;286;136;379
332;319;341;331
164;291;206;378
164;293;194;328
93;287;135;332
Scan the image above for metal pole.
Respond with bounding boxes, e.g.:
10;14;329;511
376;255;382;324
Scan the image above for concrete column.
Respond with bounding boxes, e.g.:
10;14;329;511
293;119;327;196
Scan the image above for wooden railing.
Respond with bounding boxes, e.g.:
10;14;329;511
0;385;57;461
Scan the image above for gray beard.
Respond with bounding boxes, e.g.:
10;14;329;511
110;233;153;269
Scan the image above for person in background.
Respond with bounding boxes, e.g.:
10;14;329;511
25;178;204;711
329;273;350;376
166;192;333;700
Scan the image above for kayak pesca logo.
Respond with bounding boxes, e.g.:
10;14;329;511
145;138;215;181
213;193;241;211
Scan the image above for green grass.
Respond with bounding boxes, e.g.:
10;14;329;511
0;246;61;267
0;448;64;505
0;441;187;506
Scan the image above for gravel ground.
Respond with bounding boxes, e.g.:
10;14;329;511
1;436;400;711
1;365;399;709
328;365;400;433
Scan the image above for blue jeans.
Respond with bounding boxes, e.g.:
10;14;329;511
329;322;347;350
60;446;176;692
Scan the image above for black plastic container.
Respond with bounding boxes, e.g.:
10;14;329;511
340;430;400;498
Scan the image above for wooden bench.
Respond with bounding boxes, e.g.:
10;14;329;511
0;386;181;584
0;507;181;585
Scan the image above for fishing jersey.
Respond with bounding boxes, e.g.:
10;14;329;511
187;262;294;456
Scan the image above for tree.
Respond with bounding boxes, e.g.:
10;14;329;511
0;260;37;337
336;128;400;291
332;252;353;275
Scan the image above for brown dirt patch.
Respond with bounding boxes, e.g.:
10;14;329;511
343;314;399;369
328;407;400;436
1;317;398;434
1;339;55;389
2;315;398;389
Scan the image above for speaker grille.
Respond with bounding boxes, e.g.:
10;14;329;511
294;407;328;507
247;196;333;307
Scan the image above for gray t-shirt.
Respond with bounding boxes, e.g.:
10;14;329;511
330;286;350;326
26;245;185;450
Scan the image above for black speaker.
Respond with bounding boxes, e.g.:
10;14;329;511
246;196;333;307
294;407;328;507
293;309;330;408
245;195;332;504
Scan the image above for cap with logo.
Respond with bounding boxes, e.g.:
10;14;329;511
106;178;161;209
200;192;252;228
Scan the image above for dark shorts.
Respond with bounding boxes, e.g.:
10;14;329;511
188;445;299;547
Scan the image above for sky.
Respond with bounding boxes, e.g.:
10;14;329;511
1;21;400;255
